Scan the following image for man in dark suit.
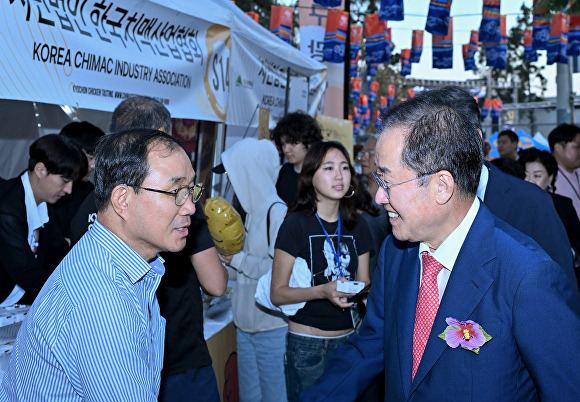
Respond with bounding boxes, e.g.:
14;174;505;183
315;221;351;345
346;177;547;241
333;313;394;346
436;86;575;285
0;134;85;305
301;90;580;400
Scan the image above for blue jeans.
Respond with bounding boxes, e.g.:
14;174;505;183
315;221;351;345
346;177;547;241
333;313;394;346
158;364;219;402
285;331;353;402
237;327;288;402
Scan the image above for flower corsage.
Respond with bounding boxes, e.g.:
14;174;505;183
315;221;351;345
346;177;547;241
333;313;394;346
438;317;492;355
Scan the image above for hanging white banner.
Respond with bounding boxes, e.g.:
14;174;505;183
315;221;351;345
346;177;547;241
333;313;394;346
0;0;230;120
227;30;326;128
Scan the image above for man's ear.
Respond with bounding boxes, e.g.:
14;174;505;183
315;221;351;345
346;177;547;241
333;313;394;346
109;185;131;218
554;142;564;155
434;171;454;205
33;162;48;179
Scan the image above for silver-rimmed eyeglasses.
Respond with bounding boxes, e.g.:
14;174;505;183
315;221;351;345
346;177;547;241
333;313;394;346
357;150;375;160
126;183;204;206
372;171;435;199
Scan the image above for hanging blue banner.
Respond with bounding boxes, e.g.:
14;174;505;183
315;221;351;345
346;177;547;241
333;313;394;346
313;0;341;7
532;15;550;50
425;0;452;36
432;18;453;69
568;16;580;56
463;44;477;71
523;29;538;62
478;1;501;43
365;14;389;64
379;0;404;21
547;13;568;65
323;10;349;63
401;49;412;76
485;42;507;69
410;30;424;63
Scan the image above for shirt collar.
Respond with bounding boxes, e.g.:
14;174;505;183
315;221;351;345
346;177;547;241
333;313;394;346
21;171;49;230
419;197;480;272
476;164;489;201
88;220;165;284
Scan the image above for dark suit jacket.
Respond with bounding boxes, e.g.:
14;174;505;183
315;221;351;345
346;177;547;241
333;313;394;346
301;203;580;401
550;193;580;259
0;177;68;304
483;162;577;288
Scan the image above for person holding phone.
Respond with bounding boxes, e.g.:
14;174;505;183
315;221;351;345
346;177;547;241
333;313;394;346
271;141;371;401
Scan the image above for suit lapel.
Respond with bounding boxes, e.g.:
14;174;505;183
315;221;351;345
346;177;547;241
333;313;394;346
395;245;420;399
409;205;497;395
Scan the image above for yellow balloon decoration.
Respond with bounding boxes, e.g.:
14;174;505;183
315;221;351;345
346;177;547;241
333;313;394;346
204;197;245;255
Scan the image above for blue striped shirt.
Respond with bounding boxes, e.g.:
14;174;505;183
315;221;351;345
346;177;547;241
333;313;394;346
0;220;166;401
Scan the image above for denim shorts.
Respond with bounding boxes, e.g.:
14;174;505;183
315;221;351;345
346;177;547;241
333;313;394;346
285;331;353;402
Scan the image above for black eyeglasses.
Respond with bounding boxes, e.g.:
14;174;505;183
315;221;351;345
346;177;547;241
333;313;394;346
126;183;204;206
372;172;435;199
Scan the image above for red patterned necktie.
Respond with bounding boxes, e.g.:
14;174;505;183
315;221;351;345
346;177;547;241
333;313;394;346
31;228;40;255
412;251;443;380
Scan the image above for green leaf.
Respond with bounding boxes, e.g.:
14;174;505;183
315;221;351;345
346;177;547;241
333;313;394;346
480;326;493;343
463;346;480;355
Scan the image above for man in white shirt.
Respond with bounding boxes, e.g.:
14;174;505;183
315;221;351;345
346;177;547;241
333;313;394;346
0;134;85;306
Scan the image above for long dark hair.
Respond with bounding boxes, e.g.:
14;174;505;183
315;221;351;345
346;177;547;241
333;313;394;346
288;141;359;230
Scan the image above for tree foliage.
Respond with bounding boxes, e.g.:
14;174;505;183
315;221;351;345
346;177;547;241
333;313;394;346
535;0;580;15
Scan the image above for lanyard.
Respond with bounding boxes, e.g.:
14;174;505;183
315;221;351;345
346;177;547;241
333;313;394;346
315;211;344;278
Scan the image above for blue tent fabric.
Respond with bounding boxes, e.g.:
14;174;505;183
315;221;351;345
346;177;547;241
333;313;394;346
487;129;550;159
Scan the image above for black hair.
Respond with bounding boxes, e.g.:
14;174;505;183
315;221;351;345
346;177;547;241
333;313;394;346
548;123;580;152
270;111;323;149
491;157;524;179
110;96;172;133
518;147;559;188
498;129;519;144
429;86;481;130
355;175;380;217
380;90;483;198
59;121;105;155
27;134;86;181
288;141;359;230
94;128;181;211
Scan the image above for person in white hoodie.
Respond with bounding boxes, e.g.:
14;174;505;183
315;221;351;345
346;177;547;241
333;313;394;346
218;138;288;402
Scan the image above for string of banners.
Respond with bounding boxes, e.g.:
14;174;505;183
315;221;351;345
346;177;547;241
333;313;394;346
279;0;572;136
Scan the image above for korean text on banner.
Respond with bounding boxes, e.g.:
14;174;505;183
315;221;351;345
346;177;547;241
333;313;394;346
0;0;231;120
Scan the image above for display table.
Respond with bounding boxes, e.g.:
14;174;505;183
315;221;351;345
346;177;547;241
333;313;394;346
0;305;30;379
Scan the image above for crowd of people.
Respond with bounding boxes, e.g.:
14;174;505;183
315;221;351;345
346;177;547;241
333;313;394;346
0;86;579;401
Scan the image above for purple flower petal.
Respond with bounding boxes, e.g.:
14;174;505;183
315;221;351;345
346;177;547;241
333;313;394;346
446;317;460;327
469;328;486;348
465;320;480;331
445;328;463;348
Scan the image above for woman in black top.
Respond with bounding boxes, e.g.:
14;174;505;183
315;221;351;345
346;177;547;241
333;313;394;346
271;141;371;401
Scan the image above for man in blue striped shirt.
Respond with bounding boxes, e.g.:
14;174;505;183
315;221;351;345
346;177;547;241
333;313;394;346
0;128;198;401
